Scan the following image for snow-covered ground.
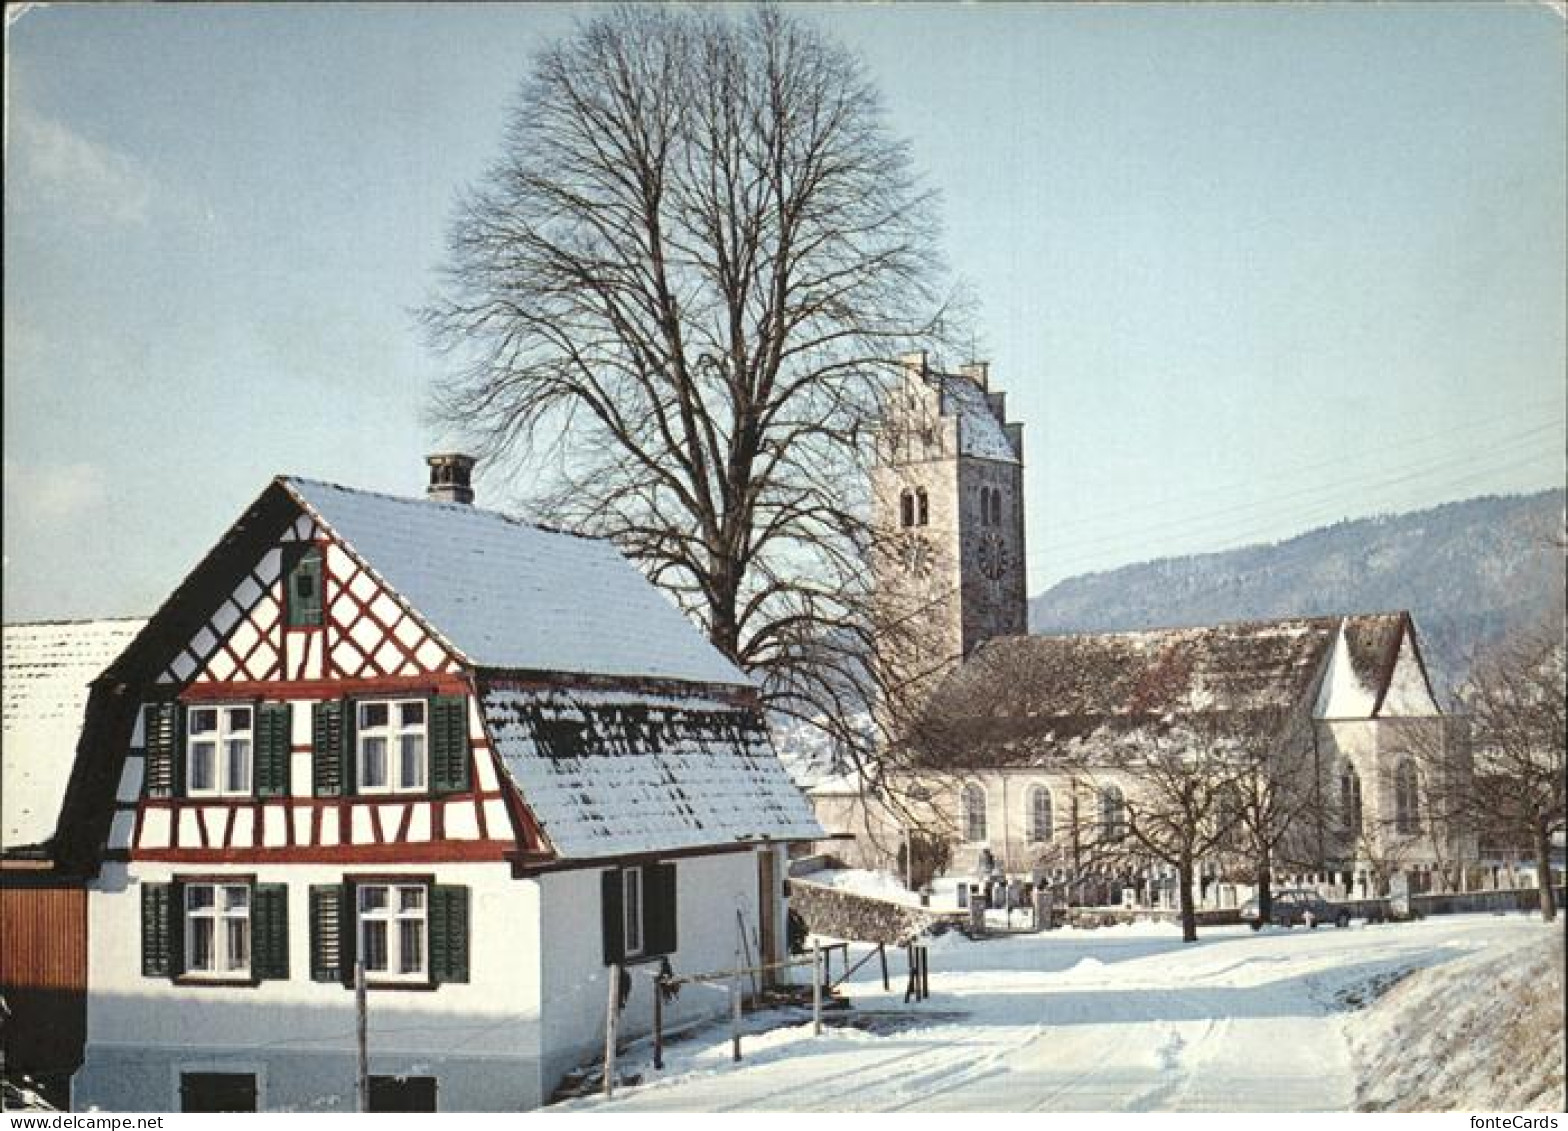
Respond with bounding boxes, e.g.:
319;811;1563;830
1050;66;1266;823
562;912;1563;1112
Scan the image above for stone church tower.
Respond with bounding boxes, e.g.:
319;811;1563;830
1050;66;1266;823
873;351;1027;734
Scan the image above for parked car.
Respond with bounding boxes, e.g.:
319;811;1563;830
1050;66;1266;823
1240;888;1350;930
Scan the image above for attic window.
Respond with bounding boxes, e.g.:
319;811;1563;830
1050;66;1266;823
286;546;324;628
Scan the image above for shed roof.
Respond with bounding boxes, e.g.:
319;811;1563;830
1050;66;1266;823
3;619;146;850
281;477;748;688
483;683;822;860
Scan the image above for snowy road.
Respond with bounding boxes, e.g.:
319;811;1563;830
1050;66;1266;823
565;914;1540;1112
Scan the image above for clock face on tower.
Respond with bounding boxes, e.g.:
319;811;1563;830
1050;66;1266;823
978;531;1009;581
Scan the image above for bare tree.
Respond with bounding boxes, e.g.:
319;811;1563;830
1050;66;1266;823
423;5;948;767
1457;623;1565;921
1219;704;1319;924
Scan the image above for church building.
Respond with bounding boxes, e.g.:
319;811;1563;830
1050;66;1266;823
810;353;1469;903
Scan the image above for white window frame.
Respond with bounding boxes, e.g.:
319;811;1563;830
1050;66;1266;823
357;883;428;983
356;699;428;795
186;705;254;797
622;866;645;959
183;882;252;980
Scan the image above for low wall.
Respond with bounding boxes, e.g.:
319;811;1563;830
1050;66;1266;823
790;878;965;945
1411;885;1565;917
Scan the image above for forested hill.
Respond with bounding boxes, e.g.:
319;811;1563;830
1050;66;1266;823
1028;489;1566;697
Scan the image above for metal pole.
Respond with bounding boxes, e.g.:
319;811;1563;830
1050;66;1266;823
811;941;823;1035
355;961;369;1113
878;943;889;991
604;963;620;1097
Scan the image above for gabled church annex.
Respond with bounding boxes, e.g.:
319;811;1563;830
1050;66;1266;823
59;460;820;1112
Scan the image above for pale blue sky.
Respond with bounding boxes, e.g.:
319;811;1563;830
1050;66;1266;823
5;2;1564;623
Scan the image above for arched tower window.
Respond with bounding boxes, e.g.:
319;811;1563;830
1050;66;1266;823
962;783;988;843
1394;760;1421;835
988;487;1002;526
900;489;915;528
915;487;929;526
1028;786;1053;843
1100;784;1127;842
1339;765;1363;837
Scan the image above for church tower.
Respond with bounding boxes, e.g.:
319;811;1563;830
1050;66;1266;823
872;351;1027;730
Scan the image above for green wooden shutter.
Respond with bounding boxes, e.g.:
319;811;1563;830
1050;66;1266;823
309;883;350;983
143;701;180;798
429;885;470;984
252;883;289;981
644;862;678;957
142;882;172;976
312;701;347;797
429;696;471;796
601;869;625;966
286;546;324;628
255;703;292;798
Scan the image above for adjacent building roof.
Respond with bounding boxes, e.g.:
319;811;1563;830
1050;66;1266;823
282;477;749;687
483;683;823;859
933;373;1019;464
908;613;1432;769
3;619;145;850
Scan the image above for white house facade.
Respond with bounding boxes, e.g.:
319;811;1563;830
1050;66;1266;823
61;462;820;1112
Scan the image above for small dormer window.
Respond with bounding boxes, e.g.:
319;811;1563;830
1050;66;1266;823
286;546;323;628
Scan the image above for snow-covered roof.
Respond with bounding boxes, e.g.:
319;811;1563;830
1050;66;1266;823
3;618;146;850
911;613;1423;767
483;683;823;859
281;477;748;688
935;373;1018;464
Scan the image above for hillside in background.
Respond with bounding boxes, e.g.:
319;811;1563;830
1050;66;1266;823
1029;489;1565;696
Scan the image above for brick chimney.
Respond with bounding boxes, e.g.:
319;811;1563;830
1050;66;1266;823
426;453;476;505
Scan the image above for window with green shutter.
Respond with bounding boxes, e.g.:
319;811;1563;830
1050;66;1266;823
429;885;470;984
285;545;324;628
251;883;289;980
309;883;352;983
142;882;174;976
429;696;470;795
312;700;352;797
143;701;181;798
602;863;677;966
255;703;292;798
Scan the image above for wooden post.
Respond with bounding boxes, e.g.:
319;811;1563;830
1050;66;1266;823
355;961;369;1113
920;945;930;1000
652;975;664;1072
730;965;742;1062
811;940;823;1036
878;943;889;991
604;963;621;1097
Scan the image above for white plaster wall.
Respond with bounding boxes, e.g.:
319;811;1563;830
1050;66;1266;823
77;860;543;1112
535;850;767;1100
1380;634;1440;716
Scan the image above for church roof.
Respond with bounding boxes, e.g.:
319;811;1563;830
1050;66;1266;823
906;613;1425;769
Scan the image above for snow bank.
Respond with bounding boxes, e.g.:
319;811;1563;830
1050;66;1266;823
1345;921;1566;1111
809;868;924;907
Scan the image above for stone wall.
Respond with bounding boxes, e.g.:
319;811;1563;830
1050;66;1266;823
789;878;965;945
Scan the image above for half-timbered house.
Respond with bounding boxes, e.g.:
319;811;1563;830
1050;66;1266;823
59;459;820;1112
